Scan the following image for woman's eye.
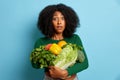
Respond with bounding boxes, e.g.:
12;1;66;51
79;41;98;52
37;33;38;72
61;17;65;20
52;16;65;21
53;17;58;21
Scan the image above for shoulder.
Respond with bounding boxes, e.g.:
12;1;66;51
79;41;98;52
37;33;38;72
34;37;47;48
35;37;45;44
65;34;80;41
70;34;81;41
72;34;80;38
65;34;82;45
71;34;83;46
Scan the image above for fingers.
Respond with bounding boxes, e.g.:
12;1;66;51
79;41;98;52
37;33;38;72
48;66;61;70
48;66;57;69
49;69;52;75
48;66;54;70
49;69;57;78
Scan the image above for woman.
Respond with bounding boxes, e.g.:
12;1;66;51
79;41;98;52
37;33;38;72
31;3;89;80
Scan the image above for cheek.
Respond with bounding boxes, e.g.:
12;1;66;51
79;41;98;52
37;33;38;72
63;21;66;27
52;23;57;29
52;21;57;26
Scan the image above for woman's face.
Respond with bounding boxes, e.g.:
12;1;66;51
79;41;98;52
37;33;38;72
52;11;66;34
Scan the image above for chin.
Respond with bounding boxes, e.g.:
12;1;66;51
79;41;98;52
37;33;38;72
56;31;63;34
55;30;63;33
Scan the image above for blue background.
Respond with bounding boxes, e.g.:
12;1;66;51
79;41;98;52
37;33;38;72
0;0;120;80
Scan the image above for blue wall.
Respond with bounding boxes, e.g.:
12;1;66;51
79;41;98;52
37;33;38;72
0;0;120;80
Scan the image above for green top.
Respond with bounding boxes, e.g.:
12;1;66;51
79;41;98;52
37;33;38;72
31;34;89;76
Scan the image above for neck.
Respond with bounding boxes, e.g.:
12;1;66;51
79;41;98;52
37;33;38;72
52;33;64;40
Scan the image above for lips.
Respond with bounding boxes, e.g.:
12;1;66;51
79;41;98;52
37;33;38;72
57;26;62;29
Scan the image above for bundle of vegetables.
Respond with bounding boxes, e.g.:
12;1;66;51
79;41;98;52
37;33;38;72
30;41;85;69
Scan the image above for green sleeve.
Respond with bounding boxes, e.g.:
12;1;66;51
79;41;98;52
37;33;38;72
31;38;43;69
66;34;89;76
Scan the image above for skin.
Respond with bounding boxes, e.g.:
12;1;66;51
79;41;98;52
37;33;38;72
52;11;66;40
47;11;76;80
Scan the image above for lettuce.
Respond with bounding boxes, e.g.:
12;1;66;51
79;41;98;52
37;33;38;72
53;43;85;69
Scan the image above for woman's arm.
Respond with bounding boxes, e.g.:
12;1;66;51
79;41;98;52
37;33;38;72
66;34;89;76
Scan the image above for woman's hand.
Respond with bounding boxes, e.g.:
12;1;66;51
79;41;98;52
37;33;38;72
48;66;68;79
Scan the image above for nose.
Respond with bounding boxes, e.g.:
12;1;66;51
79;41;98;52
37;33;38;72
57;19;61;24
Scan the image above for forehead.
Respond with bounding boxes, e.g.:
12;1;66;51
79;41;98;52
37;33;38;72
53;11;63;16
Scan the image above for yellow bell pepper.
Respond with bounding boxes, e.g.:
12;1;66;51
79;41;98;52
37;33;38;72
58;40;67;48
49;43;62;55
